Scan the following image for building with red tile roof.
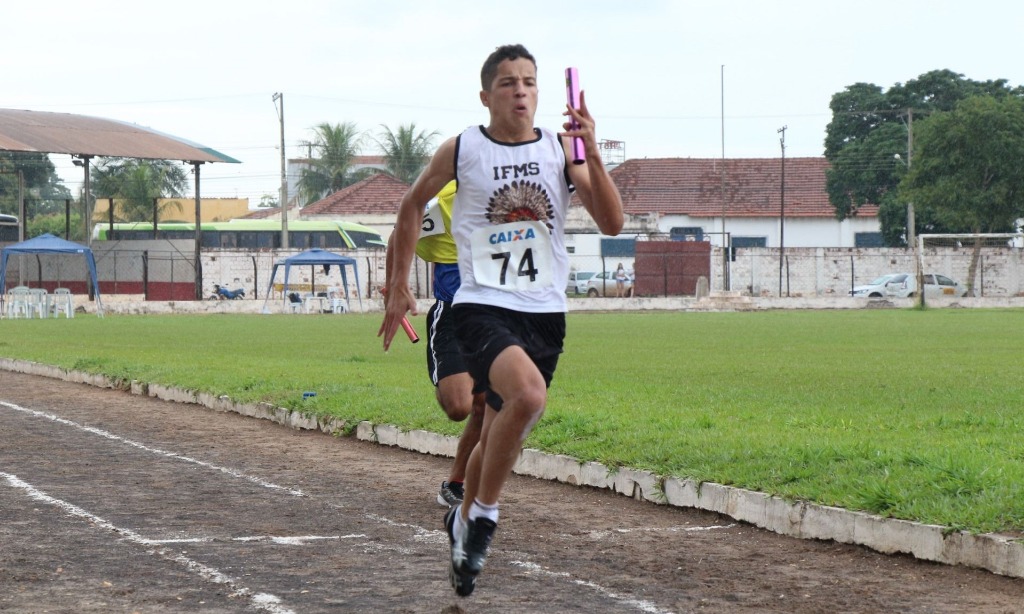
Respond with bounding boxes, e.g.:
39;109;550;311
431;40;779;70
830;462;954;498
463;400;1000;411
299;172;411;236
570;157;881;248
268;157;881;249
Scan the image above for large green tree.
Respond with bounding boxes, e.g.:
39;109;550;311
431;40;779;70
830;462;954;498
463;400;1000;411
297;122;365;205
91;158;188;221
899;95;1024;293
373;123;439;183
824;70;1024;245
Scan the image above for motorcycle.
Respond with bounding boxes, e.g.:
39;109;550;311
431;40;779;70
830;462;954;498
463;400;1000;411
209;283;246;300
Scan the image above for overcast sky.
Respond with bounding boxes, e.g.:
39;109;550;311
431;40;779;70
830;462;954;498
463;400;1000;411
4;0;1021;205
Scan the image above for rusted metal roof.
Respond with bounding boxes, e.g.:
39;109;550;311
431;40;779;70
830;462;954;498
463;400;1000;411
0;108;240;164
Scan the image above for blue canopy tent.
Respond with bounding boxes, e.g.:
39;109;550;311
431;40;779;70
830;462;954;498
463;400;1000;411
261;248;362;313
1;233;103;316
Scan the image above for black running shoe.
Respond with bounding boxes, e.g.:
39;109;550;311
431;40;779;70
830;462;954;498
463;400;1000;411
437;481;465;507
445;506;476;597
457;516;496;578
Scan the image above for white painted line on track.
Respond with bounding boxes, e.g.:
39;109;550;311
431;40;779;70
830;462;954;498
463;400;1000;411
140;534;367;546
1;472;296;614
579;523;736;540
369;511;678;614
232;535;367;545
1;397;686;612
511;560;676;614
0;400;305;496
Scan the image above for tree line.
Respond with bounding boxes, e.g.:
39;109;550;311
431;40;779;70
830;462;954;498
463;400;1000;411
824;68;1024;246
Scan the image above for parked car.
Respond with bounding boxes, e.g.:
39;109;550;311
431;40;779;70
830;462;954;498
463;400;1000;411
849;272;967;298
586;270;634;297
566;270;596;295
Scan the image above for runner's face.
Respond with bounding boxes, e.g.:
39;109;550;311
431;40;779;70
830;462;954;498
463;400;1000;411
481;58;538;125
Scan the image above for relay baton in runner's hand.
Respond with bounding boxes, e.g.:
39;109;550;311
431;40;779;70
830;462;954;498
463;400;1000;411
380;287;419;344
565;67;585;165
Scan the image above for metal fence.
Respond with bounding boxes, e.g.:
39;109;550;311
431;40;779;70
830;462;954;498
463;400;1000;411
7;242;1022;300
720;247;1024;298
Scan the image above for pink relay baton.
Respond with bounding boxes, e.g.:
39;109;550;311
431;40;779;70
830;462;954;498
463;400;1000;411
400;317;419;344
565;67;585;165
380;287;419;344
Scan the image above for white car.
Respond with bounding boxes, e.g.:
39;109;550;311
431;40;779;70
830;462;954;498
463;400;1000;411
586;270;634;297
566;271;596;295
850;273;967;298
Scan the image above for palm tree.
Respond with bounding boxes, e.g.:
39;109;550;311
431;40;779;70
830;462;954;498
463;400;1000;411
374;123;439;183
297;122;364;205
91;159;187;221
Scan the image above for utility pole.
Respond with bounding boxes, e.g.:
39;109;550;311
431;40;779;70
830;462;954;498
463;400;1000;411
905;108;924;307
777;125;787;297
906;108;915;248
720;64;729;291
17;170;25;243
272;93;289;249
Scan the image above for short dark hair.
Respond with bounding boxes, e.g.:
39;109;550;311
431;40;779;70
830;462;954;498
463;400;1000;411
480;44;537;90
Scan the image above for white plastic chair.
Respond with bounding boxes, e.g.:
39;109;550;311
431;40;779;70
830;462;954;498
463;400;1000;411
50;288;74;318
28;288;49;318
328;286;348;314
6;286;31;319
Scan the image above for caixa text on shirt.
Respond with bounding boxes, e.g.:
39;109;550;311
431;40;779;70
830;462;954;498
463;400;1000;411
492;162;540;180
489;226;537;244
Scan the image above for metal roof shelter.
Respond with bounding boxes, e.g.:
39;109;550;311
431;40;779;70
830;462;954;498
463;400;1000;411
0;108;241;299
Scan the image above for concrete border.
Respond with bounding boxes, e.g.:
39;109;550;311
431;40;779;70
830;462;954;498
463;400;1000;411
50;293;1024;316
2;356;1021;580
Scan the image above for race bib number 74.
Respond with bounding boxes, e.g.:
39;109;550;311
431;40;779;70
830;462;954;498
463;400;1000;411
470;221;553;291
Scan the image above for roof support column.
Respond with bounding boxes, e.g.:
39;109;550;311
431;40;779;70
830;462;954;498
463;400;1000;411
75;155;94;246
193;161;204;300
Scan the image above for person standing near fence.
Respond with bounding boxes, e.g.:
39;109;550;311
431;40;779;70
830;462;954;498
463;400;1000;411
614;262;627;297
379;43;623;596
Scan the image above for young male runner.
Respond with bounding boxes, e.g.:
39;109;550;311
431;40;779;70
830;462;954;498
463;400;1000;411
380;44;623;596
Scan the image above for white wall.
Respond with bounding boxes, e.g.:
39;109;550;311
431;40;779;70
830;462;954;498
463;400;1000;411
658;214;881;248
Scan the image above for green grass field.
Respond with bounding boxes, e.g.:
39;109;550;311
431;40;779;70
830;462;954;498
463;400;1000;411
2;308;1023;535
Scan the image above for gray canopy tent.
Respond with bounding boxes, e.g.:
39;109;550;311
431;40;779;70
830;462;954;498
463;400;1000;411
260;248;363;313
1;233;104;315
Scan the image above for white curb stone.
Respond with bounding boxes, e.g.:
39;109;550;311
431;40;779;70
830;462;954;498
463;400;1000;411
580;461;616;490
355;421;376;442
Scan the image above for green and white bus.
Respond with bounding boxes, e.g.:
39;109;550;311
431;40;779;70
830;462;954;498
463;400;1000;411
92;219;385;250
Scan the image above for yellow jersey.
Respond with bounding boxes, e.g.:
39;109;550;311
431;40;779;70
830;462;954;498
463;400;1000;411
415;180;458;264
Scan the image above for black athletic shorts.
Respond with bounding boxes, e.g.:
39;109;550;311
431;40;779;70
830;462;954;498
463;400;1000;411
426;300;467;386
451;303;565;411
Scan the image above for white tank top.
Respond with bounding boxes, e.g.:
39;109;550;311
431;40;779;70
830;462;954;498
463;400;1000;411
451;125;571;313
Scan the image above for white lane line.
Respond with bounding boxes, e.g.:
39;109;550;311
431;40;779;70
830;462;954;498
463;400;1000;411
140;534;367;546
511;560;675;614
368;511;677;614
0;400;304;497
1;472;295;614
232;535;366;545
580;523;736;540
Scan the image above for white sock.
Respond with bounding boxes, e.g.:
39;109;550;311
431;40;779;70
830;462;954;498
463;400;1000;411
453;508;467;542
468;499;499;524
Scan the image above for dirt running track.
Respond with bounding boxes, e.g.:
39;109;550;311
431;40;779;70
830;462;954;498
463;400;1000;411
1;370;1022;614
